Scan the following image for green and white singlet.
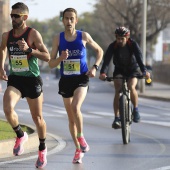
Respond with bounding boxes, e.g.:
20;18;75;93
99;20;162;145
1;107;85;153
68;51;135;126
7;27;40;77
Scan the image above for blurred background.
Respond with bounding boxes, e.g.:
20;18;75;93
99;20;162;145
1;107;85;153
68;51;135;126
0;0;170;85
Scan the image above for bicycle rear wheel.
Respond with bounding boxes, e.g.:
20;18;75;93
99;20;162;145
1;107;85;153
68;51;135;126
119;94;130;144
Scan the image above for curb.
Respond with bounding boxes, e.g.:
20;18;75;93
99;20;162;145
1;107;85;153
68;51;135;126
0;132;61;159
0;132;39;159
0;120;60;159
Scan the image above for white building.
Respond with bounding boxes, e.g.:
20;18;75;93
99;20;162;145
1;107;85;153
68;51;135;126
153;24;170;63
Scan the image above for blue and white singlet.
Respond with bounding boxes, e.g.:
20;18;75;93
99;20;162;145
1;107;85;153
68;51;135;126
59;30;88;77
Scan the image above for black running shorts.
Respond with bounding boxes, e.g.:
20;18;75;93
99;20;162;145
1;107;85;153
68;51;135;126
113;67;141;78
58;74;89;98
7;75;43;99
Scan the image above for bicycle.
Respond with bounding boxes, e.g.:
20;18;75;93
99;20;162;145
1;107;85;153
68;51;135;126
105;75;151;144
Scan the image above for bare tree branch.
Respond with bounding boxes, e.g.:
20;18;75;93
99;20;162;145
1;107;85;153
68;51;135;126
92;0;170;49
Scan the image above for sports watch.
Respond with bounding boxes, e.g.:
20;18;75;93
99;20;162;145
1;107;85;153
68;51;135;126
25;47;32;54
93;64;99;70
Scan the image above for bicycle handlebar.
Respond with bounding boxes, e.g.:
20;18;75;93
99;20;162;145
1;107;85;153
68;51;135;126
105;75;152;84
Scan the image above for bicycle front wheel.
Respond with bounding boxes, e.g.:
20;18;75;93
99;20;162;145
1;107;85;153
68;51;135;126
119;94;130;144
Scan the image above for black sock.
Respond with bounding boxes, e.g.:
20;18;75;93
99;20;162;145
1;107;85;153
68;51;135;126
13;125;24;138
39;138;46;151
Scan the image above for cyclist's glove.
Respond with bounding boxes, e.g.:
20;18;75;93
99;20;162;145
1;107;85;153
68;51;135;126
142;70;147;76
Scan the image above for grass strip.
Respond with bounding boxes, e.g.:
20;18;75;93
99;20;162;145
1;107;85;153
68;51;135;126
0;120;34;140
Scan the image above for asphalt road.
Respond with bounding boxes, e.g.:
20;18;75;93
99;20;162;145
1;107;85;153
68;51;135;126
0;73;170;170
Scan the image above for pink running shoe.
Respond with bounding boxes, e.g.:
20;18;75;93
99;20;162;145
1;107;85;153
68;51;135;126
72;149;84;164
13;132;28;156
77;137;90;153
35;147;47;169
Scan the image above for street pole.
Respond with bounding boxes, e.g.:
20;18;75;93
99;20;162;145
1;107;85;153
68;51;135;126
140;0;147;93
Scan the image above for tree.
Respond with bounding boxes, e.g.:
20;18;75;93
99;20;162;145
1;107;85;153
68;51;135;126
92;0;170;50
27;16;63;50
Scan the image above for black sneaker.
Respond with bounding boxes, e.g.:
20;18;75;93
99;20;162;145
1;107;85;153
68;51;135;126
112;117;121;129
133;110;140;123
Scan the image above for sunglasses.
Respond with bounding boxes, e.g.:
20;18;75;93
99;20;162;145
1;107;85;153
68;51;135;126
10;14;26;18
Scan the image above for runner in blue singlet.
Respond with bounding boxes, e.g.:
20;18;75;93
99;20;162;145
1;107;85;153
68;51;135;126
49;8;103;164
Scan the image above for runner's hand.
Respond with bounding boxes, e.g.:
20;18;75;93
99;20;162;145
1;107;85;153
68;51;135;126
86;67;96;77
60;49;69;60
17;38;29;52
0;69;8;81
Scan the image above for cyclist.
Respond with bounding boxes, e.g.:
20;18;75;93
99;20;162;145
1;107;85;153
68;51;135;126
99;26;150;129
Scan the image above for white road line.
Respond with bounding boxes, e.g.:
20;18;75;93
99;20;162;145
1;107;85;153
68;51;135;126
51;110;67;114
140;112;157;117
43;103;65;110
142;120;170;127
83;114;101;118
1;108;170;122
151;166;170;170
16;109;30;113
44;114;63;117
140;101;170;111
162;113;170;116
88;111;113;116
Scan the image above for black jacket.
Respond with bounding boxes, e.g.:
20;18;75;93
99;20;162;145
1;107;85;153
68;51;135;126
100;38;146;74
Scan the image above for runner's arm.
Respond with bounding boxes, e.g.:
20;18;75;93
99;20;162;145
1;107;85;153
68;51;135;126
0;32;8;81
48;34;68;69
31;29;50;62
83;32;103;67
82;32;103;77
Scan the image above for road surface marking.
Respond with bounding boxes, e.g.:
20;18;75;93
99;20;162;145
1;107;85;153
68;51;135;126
151;166;170;170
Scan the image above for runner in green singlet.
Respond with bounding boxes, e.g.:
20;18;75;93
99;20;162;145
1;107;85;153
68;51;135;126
0;2;50;169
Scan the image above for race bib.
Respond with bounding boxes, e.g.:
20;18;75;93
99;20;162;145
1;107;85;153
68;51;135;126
11;55;29;72
63;59;80;75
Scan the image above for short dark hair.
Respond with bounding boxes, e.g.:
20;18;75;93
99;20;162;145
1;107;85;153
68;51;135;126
12;2;29;14
63;8;77;18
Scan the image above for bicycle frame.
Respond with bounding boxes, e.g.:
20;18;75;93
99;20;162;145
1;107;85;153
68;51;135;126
120;78;133;123
105;75;150;144
106;76;137;144
119;78;132;144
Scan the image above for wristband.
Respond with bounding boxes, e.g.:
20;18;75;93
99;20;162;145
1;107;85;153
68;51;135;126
93;64;99;70
25;47;32;54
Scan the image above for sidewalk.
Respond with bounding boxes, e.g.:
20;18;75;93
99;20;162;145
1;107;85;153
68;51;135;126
0;81;169;159
138;82;170;101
